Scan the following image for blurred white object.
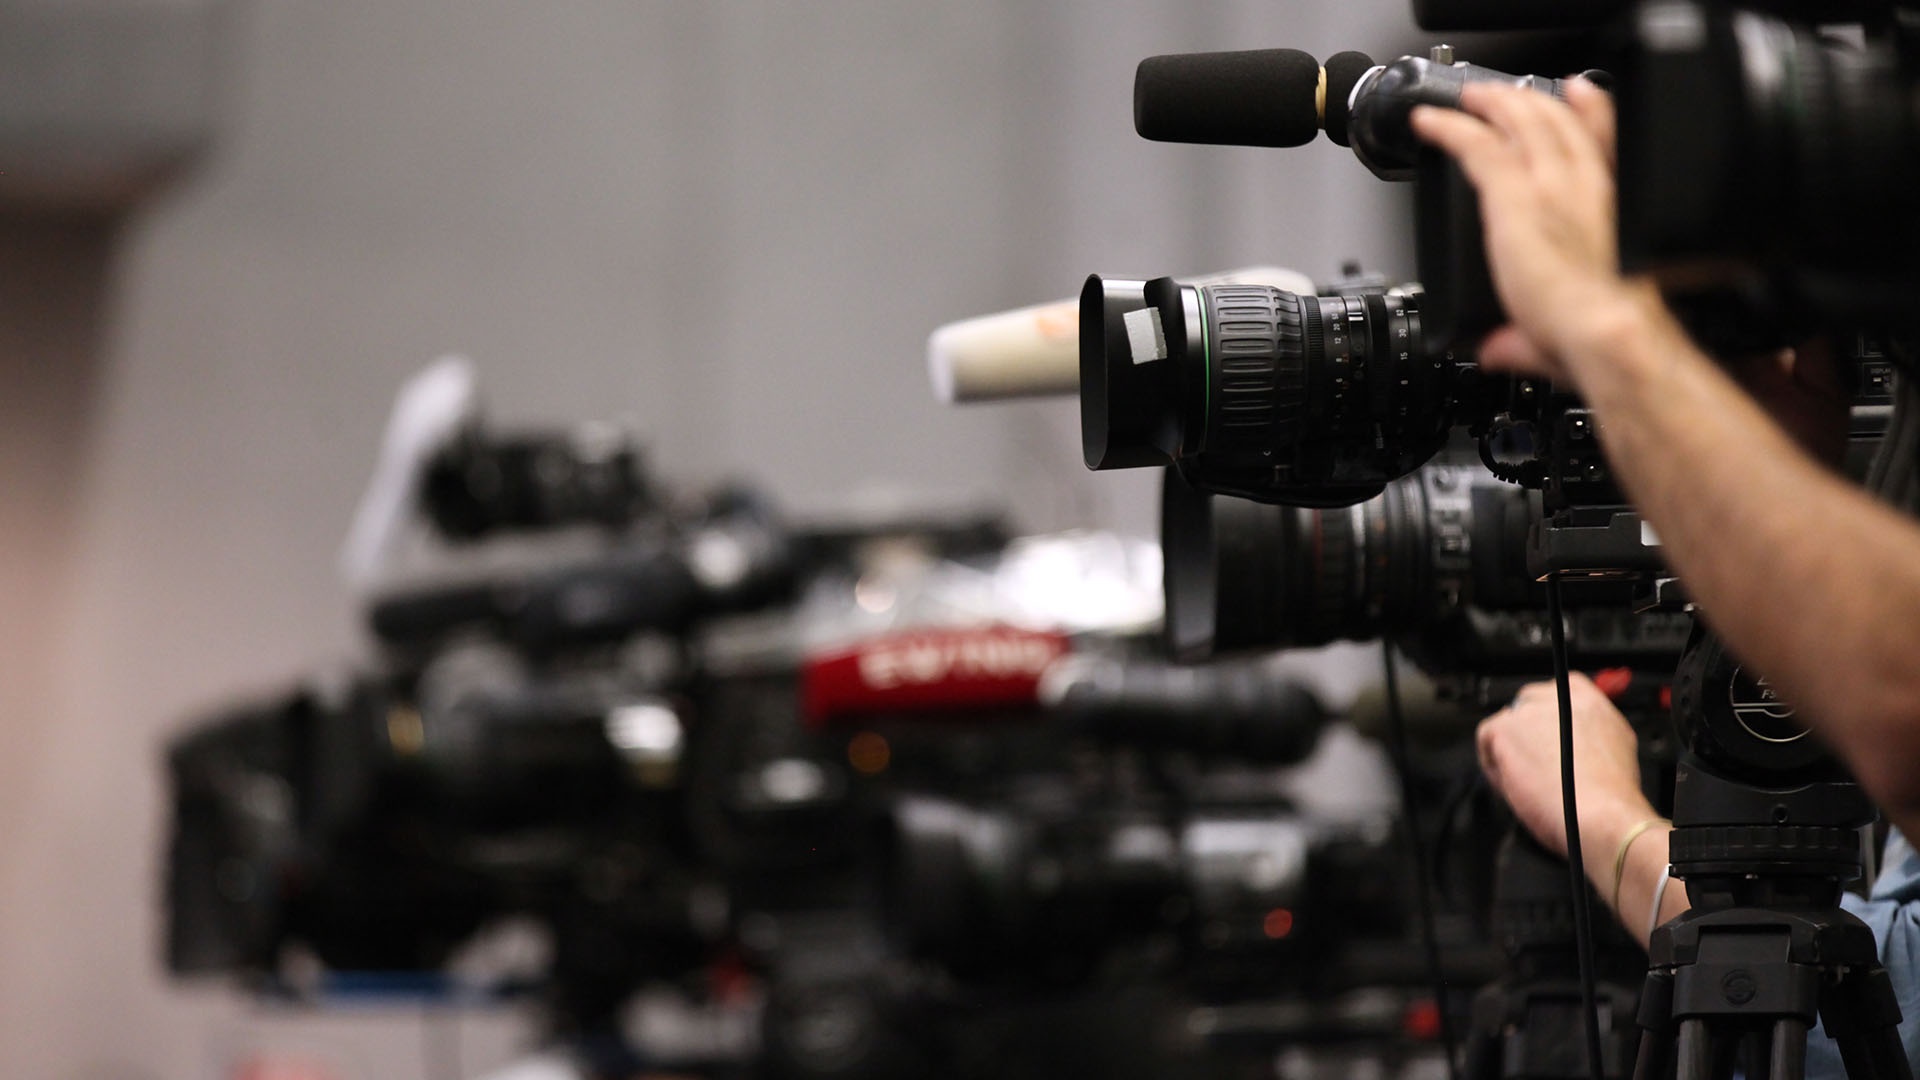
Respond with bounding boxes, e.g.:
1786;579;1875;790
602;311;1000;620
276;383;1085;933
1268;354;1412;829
800;529;1163;649
697;529;1163;677
473;1052;588;1080
338;356;480;592
926;265;1317;403
976;530;1163;633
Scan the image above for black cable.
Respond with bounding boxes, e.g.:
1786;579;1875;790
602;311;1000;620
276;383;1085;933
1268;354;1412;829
1381;641;1462;1080
1547;577;1606;1080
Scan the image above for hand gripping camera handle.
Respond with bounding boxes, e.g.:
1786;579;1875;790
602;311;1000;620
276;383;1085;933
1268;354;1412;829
1347;56;1580;180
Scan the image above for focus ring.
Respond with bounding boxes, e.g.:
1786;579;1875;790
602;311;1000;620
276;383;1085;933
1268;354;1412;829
1204;285;1305;454
1307;506;1360;642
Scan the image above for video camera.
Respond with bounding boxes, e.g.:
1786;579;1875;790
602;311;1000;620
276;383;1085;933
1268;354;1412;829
880;783;1408;998
165;662;717;1027
1126;3;1920;339
1067;13;1920;1080
167;397;818;1034
1615;2;1920;327
1157;454;1691;666
178;368;1449;1072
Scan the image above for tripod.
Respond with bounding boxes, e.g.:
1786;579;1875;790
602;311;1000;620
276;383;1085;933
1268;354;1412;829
1466;828;1644;1080
1628;761;1909;1080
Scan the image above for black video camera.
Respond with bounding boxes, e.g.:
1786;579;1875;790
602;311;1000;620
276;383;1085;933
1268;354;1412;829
1133;44;1601;350
1615;1;1920;330
1157;454;1694;673
164;662;718;1026
882;786;1410;997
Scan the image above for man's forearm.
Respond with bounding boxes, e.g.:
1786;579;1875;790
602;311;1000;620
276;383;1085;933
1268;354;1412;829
1568;294;1920;825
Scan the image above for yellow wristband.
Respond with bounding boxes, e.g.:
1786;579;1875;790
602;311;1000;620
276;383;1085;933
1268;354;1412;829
1610;817;1668;914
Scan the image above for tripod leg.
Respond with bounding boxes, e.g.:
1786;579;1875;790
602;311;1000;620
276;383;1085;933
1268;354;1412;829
1835;1030;1882;1080
1861;1023;1913;1080
1632;1030;1668;1080
1677;1019;1713;1080
1827;964;1913;1080
1768;1019;1807;1080
1633;971;1676;1080
1712;1032;1744;1080
1745;1027;1776;1080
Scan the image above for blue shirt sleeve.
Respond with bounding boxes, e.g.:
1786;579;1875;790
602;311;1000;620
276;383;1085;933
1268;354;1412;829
1806;829;1920;1080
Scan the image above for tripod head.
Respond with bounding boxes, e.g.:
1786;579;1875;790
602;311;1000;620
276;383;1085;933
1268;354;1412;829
1665;624;1874;909
1671;630;1852;785
1622;625;1904;1080
1667;764;1872;912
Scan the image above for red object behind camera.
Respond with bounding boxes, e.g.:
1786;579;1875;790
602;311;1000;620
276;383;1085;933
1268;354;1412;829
802;625;1071;727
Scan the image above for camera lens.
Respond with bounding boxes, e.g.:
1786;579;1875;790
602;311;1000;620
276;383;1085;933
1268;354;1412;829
1162;463;1527;659
1081;276;1455;507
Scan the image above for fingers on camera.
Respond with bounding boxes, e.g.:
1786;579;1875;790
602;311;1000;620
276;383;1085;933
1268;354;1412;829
1463;84;1569;164
1475;714;1505;780
1563;78;1617;167
1477;326;1556;377
1410;104;1514;189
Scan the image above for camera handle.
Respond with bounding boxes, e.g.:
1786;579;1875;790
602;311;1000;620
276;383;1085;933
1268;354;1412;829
1628;762;1909;1080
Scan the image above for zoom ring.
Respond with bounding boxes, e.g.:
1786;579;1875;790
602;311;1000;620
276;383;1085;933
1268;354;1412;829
1204;285;1305;454
1306;506;1360;642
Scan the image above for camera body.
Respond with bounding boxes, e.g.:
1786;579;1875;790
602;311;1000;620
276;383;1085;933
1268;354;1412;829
168;413;830;1034
164;665;716;1026
881;784;1407;998
1616;1;1920;327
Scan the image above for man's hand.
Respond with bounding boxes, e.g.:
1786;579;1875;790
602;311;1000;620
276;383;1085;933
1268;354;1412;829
1409;80;1653;385
1477;672;1656;861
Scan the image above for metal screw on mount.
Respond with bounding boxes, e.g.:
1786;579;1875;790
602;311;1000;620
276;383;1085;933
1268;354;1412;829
1430;43;1456;65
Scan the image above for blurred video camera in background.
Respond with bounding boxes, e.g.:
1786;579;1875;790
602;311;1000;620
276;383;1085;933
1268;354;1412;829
167;362;1476;1079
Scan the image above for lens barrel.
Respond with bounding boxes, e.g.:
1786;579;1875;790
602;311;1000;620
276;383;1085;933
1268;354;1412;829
1081;276;1452;507
1162;463;1525;659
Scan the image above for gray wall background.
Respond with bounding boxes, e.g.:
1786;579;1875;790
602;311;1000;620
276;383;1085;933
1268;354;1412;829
0;2;1421;1077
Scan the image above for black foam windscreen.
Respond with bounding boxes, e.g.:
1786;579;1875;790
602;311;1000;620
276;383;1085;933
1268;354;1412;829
1134;48;1322;147
1321;51;1376;148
